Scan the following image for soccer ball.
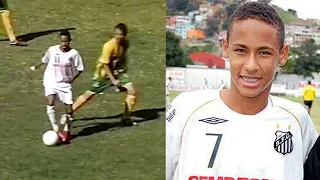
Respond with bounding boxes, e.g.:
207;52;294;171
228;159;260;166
42;130;59;146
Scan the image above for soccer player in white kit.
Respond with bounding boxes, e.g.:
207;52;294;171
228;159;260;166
32;30;84;143
166;2;319;180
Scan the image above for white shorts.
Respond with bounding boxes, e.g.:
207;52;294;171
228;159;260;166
44;83;73;105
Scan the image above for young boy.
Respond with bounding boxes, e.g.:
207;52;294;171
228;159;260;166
31;30;84;143
72;23;138;126
166;2;318;180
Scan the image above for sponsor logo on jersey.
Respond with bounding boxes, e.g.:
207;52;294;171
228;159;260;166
188;175;270;180
166;106;176;122
199;117;228;125
274;130;293;155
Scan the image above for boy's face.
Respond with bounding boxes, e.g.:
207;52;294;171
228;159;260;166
60;35;71;50
222;18;288;98
114;28;125;43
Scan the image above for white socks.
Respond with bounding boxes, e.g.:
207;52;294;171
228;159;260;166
47;105;59;132
60;114;72;131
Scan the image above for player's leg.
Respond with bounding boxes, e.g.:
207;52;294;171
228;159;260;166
72;77;112;112
45;91;59;132
118;74;137;125
303;101;310;114
57;86;73;142
308;101;313;114
120;82;138;125
1;10;16;42
0;9;27;46
72;90;96;112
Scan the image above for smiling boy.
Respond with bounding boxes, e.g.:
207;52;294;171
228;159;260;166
166;2;318;180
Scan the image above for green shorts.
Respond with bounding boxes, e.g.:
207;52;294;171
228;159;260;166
89;73;132;94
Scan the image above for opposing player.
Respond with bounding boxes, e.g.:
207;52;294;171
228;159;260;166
166;2;318;180
302;80;317;114
72;23;138;126
31;30;84;143
0;0;27;46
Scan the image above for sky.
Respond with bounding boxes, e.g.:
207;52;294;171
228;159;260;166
270;0;320;20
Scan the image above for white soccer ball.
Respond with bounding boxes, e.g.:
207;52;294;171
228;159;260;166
42;130;59;146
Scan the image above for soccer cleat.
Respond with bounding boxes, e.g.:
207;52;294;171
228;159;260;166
120;117;137;126
10;41;28;46
64;131;72;142
120;118;133;126
58;132;67;142
57;131;71;143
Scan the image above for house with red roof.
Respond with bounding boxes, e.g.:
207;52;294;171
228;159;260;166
189;52;227;68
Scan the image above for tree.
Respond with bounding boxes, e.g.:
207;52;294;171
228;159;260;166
166;31;193;67
185;2;198;13
284;39;320;77
281;51;296;73
222;18;230;31
225;3;239;17
175;0;189;12
205;18;220;37
221;3;239;31
288;9;297;17
166;8;173;16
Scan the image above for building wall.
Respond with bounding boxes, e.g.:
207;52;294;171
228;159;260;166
175;24;195;39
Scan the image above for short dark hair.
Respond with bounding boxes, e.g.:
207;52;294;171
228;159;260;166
60;30;72;40
115;23;128;36
227;2;285;50
308;80;312;84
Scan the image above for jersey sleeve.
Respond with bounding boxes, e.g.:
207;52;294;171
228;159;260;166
300;107;319;162
74;52;84;71
41;48;51;63
166;92;190;180
99;42;113;64
304;135;320;180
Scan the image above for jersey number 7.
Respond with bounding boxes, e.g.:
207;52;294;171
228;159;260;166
206;133;223;168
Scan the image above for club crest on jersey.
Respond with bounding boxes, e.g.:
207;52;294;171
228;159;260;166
274;130;293;155
199;117;228;125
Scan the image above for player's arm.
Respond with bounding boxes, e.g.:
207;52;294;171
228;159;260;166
31;49;50;71
300;107;319;161
100;43;119;85
304;136;320;180
120;40;129;72
104;63;119;85
166;93;190;180
68;52;84;84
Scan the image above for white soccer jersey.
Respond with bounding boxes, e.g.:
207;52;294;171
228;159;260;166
42;45;84;85
166;90;318;180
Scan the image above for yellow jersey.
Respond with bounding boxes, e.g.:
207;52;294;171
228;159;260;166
303;85;317;101
93;38;128;79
